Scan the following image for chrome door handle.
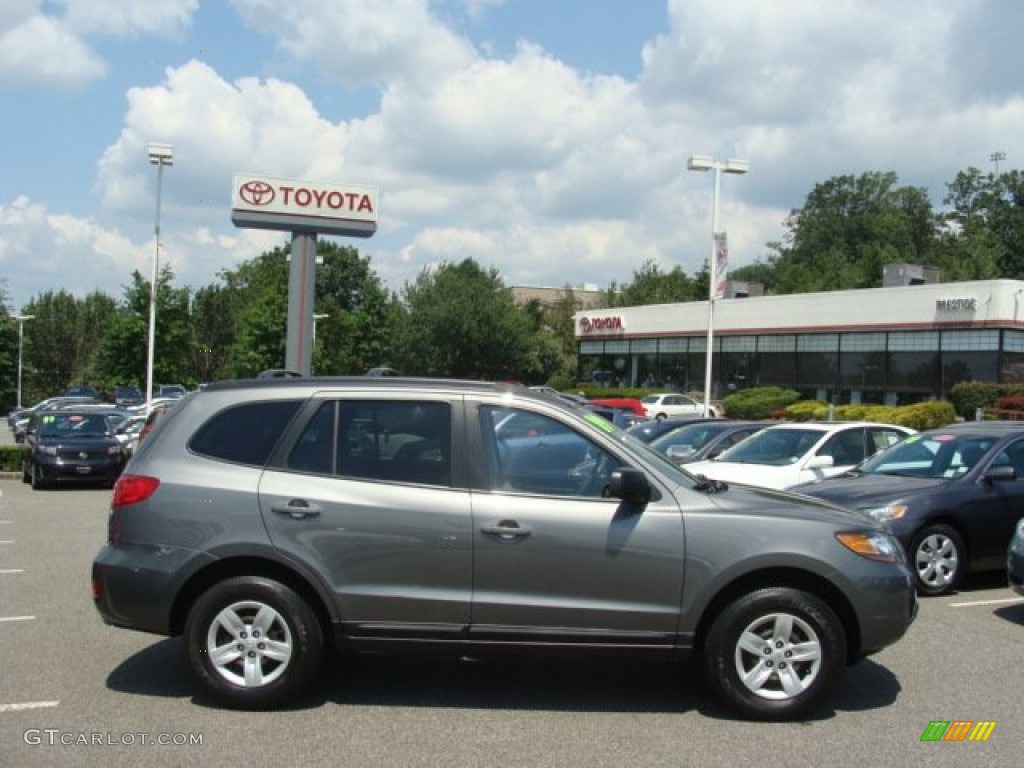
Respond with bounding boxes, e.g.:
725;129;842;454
481;520;532;539
271;499;322;519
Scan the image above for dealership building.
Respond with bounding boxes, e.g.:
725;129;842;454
573;276;1024;405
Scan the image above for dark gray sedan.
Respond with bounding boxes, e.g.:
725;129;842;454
793;421;1024;596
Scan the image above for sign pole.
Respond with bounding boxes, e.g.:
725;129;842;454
286;232;317;375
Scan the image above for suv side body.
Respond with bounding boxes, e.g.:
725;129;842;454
92;378;915;721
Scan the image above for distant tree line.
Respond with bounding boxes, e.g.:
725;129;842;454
2;165;1022;411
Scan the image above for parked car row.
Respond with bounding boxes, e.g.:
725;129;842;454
628;414;1024;598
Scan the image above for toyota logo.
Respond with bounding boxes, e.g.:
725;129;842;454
239;180;275;206
78;452;88;460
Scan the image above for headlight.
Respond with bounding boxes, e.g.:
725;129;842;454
107;445;122;456
1017;518;1024;538
862;503;908;523
836;531;905;563
37;445;57;456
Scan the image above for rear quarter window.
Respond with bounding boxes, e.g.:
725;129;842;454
189;400;303;466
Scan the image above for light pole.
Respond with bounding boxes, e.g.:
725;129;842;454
687;154;749;417
991;151;1006;175
13;314;34;408
146;143;173;405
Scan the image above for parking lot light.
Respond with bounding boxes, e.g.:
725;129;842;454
146;142;173;406
13;314;35;408
687;154;749;417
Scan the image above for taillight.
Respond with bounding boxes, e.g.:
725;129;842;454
112;474;160;507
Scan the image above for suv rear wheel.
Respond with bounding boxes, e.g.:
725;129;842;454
185;576;324;709
703;587;846;720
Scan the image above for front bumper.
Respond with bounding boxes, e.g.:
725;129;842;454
33;454;124;484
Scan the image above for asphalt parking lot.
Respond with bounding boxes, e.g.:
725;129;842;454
1;479;1022;768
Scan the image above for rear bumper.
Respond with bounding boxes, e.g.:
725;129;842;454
92;542;215;635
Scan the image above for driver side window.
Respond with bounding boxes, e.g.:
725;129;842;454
480;406;617;498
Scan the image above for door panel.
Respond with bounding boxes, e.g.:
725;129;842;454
470;403;685;643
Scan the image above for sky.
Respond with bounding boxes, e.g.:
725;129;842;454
1;0;1023;313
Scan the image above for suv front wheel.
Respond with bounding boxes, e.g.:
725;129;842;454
703;587;846;720
185;576;324;709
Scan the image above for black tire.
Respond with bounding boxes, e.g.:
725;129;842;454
184;576;324;709
30;464;47;490
655;413;667;421
703;587;846;721
909;524;966;596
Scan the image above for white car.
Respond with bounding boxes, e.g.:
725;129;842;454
686;421;915;490
641;393;717;419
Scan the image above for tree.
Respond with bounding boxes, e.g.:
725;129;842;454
395;258;538;379
312;242;399;375
941;167;1024;279
768;172;938;293
90;266;191;393
608;260;702;307
21;289;116;400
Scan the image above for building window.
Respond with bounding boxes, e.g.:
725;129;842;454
888;331;939;351
941;330;999;351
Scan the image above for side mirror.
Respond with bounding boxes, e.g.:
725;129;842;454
608;467;651;504
983;465;1016;483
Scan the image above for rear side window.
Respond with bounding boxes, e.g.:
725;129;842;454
190;400;303;466
285;400;452;487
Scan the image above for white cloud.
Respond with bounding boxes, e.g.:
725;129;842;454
5;0;1024;313
230;0;474;88
96;60;353;214
0;196;148;307
0;14;106;85
0;0;198;87
62;0;198;38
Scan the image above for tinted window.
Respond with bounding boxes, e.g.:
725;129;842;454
336;401;451;486
190;400;303;466
480;406;618;498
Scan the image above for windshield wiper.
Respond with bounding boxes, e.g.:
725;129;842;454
693;474;729;493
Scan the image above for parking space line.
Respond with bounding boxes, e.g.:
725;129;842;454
948;596;1024;608
0;569;25;574
0;616;35;622
0;701;60;713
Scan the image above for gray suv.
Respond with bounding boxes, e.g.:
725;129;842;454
92;378;916;720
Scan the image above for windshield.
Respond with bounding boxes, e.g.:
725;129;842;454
857;432;997;479
714;427;824;466
37;413;111;438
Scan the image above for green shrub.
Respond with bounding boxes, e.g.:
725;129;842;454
891;401;957;430
721;387;801;419
785;400;829;421
835;404;899;423
0;446;23;472
949;381;1024;419
546;374;574;392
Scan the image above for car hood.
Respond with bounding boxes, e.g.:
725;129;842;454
678;478;878;529
791;473;946;507
686;459;800;489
